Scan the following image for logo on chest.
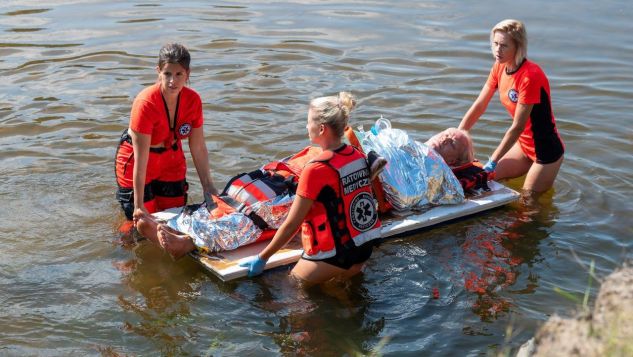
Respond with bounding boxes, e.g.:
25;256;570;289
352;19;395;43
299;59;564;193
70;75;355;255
508;89;519;103
178;123;192;137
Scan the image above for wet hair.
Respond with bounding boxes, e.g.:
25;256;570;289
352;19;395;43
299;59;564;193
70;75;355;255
491;19;528;68
158;43;191;71
309;92;356;137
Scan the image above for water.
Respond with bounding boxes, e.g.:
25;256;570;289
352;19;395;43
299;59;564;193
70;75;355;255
1;0;632;355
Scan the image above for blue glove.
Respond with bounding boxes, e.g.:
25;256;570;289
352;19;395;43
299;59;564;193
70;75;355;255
483;158;497;173
239;255;267;277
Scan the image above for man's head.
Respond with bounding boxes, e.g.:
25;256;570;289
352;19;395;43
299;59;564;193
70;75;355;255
425;128;474;167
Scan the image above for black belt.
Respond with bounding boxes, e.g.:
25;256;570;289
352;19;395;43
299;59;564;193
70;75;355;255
119;129;178;153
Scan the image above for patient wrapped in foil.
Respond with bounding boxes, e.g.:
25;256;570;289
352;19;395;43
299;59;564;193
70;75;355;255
357;118;465;212
166;119;470;253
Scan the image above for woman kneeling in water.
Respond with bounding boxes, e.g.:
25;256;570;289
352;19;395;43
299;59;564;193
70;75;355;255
240;92;382;286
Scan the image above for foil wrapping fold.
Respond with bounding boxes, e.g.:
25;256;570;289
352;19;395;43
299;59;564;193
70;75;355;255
358;127;464;212
250;194;294;229
166;194;294;253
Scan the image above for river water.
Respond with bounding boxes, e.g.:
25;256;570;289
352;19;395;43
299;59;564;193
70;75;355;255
1;0;632;355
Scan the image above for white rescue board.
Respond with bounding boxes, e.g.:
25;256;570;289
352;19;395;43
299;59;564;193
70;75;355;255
154;181;519;281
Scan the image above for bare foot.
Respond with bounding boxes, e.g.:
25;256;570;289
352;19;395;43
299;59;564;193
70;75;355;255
135;212;162;244
156;224;196;260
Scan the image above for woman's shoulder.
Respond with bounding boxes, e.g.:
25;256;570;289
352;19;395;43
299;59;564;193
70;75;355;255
305;159;331;172
522;59;547;78
134;83;161;103
488;61;504;79
303;160;337;180
180;86;202;102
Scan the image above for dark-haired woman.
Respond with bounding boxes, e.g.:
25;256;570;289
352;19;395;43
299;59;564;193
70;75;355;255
115;43;217;223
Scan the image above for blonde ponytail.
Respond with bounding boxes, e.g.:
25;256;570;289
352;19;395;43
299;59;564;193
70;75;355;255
309;91;356;137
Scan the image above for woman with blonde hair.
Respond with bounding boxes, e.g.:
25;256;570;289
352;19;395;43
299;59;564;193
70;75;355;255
240;92;382;285
458;19;564;194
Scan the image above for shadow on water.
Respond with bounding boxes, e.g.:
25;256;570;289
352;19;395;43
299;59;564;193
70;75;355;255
342;191;560;351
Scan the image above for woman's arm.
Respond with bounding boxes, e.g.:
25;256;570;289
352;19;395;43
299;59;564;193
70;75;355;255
188;126;218;196
258;195;314;261
490;103;533;162
458;85;496;132
130;129;151;218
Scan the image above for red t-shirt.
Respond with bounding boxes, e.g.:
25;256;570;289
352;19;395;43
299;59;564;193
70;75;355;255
486;59;564;163
129;83;203;146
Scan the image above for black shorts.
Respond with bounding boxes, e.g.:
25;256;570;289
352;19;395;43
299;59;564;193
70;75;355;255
115;180;188;220
319;241;374;270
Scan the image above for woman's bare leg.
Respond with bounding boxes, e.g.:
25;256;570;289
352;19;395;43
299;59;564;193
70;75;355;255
523;155;564;193
494;142;532;180
290;259;364;287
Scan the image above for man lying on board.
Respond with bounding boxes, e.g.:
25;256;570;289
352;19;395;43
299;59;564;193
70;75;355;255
135;126;488;260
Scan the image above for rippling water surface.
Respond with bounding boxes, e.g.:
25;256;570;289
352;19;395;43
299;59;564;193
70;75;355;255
1;1;632;355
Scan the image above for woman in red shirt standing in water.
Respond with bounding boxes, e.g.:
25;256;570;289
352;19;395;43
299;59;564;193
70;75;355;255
238;92;382;286
115;43;218;224
458;19;564;197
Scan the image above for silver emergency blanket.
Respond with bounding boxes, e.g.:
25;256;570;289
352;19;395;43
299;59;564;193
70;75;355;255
166;194;294;253
358;119;464;211
163;119;463;252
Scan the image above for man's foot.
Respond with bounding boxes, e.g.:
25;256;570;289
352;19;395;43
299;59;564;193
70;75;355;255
156;224;196;260
135;212;162;245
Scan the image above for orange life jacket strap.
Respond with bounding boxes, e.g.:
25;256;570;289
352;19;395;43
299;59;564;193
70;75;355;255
343;127;392;214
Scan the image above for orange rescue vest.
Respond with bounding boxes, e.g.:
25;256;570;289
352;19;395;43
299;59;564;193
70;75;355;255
301;146;382;260
223;146;322;208
211;146;322;242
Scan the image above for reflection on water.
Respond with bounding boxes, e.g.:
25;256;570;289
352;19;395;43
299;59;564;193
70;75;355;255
114;243;202;355
1;0;633;355
460;201;558;322
254;279;384;356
